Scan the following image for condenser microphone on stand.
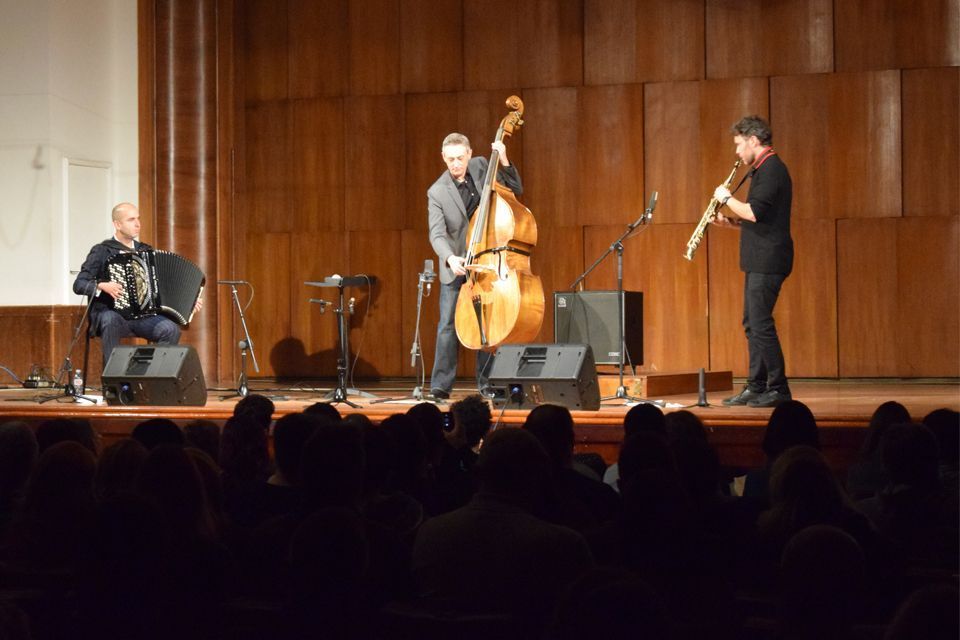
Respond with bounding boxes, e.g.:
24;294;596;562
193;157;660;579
645;191;658;222
421;259;435;295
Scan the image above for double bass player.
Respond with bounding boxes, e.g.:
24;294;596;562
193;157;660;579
427;133;522;400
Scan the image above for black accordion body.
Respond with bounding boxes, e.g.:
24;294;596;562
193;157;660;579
103;250;205;325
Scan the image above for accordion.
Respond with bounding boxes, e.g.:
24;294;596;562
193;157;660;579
103;250;205;325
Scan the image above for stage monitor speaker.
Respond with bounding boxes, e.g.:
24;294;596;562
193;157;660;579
487;343;600;411
102;345;207;406
554;290;643;366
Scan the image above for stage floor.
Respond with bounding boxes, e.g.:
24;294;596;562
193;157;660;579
2;378;957;469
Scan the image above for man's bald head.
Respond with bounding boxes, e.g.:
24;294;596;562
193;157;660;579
112;202;138;222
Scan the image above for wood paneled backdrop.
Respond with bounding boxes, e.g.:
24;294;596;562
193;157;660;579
3;0;957;386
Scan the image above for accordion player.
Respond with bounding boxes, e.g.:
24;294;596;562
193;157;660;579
103;250;206;325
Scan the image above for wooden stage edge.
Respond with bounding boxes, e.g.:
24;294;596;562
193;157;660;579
1;378;957;470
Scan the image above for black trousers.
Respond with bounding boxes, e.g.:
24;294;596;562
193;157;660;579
742;272;789;393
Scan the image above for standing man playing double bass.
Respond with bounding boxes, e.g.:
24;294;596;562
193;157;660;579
427;133;522;400
712;116;794;408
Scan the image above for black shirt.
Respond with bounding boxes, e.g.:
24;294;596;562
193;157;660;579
457;173;481;218
741;152;793;275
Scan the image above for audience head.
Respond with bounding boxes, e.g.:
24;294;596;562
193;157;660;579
522;404;575;468
664;410;707;443
233;393;275;430
36;417;98;455
361;421;398;497
300;421;366;510
451;394;492;448
762;445;849;540
381;413;428;492
623;404;665;439
881;423;940;489
762;400;819;461
136;443;214;541
860;401;912;457
131;418;184;451
406;402;446;465
0;421;38;499
26;440;97;517
288;507;369;598
922;408;959;466
474;427;551;508
669;435;721;505
182;419;221;462
219;413;270;482
272;412;323;486
303;401;342;422
779;525;864;635
885;583;960;640
95;437;148;500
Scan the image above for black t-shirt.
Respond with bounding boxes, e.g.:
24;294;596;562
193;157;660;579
741;153;793;275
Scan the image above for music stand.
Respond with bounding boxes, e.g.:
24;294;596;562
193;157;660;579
305;275;378;407
569;192;662;406
39;290;98;404
372;261;436;404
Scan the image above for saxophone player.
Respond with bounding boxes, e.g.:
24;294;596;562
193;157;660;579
712;116;794;408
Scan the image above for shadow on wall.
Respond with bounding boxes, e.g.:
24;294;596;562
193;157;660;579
269;338;379;380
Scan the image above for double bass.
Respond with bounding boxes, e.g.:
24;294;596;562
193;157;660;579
454;96;544;351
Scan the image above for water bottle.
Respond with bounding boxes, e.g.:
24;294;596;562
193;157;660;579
73;369;83;391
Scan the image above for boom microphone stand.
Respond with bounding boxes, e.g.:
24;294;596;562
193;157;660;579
219;281;277;401
373;260;436;404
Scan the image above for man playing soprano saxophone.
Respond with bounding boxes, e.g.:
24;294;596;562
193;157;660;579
712;116;793;408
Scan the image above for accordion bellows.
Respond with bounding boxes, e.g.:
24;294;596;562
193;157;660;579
104;250;205;325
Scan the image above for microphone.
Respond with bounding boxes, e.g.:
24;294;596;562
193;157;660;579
309;298;330;314
348;297;356;314
645;191;658;221
218;280;248;285
421;259;435;293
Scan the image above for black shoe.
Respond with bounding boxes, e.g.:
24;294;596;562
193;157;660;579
429;389;450;400
747;389;792;408
722;387;765;406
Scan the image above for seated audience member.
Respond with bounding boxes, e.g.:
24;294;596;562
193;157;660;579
413;428;593;626
131;417;184;451
603;403;665;489
406;402;447;476
922;408;959;502
522;403;620;529
362;420;423;540
433;394;492;513
743;400;819;500
219;413;271;527
846;401;912;500
303;400;341;422
0;421;38;531
233;393;275;431
94;437;148;500
858;423;958;570
884;583;960;640
777;525;865;639
261;412;323;520
35;417;99;456
381;413;431;509
183;419;221;463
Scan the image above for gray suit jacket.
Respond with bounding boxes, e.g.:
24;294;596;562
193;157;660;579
427;156;522;284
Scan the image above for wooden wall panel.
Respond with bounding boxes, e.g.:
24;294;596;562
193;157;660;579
584;223;709;372
404;93;460;231
349;230;404;377
705;0;832;79
288;0;348;98
896;217;960;376
244;102;291;233
577;84;645;227
531;226;585;344
777;219;838;378
700;77;769;198
838;219;899;377
241;0;288;103
902;67;960;217
584;0;704;85
344;95;405;230
466;0;582;90
288;233;349;379
400;231;442;377
522;87;580;227
246;234;292;377
706;223;746;375
644;81;701;225
835;0;960;72
401;0;462;94
290;98;345;231
771;74;830;219
349;0;400;95
827;71;901;219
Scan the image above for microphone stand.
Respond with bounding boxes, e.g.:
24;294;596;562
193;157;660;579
372;266;435;404
39;289;98;404
220;282;283;401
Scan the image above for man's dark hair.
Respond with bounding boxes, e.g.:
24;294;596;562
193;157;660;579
522;404;575;467
234;394;275;430
131;418;184;451
623;404;665;439
762;400;819;460
731;115;773;146
451;394;492;447
304;402;342;422
36;417;99;456
273;413;323;485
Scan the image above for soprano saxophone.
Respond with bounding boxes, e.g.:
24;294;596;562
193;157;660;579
683;159;741;261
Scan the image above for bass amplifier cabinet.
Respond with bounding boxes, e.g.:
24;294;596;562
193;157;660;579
102;346;207;406
487;344;600;411
554;290;643;366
